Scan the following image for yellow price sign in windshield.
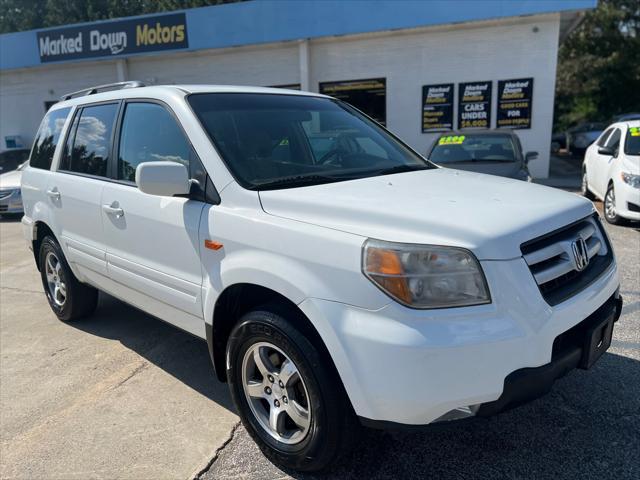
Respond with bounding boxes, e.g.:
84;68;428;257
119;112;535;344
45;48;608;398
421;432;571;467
629;127;640;137
438;135;465;145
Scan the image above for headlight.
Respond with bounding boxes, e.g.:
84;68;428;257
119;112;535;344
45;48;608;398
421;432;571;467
621;172;640;188
362;239;491;309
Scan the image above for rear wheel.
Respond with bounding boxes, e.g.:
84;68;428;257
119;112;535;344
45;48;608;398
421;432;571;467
603;184;623;225
226;304;359;472
38;236;98;321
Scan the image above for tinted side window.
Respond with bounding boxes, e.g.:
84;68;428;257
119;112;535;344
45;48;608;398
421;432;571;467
65;103;118;177
605;128;621;151
30;108;71;170
59;112;80;171
118;102;190;182
597;128;613;147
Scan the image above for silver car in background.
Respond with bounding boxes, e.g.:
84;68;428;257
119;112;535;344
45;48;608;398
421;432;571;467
0;161;27;216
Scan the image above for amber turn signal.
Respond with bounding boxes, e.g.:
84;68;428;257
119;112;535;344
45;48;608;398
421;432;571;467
204;240;224;250
364;247;412;304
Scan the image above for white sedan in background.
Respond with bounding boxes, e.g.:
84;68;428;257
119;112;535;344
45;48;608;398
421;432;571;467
0;161;27;216
582;121;640;224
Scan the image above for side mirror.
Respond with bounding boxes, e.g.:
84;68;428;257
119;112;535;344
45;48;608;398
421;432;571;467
597;146;615;156
525;151;538;164
135;161;190;197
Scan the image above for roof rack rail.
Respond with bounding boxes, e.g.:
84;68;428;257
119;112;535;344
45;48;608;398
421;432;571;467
60;81;146;101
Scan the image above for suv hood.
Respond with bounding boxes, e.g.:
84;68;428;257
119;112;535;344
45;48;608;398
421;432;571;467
259;169;595;260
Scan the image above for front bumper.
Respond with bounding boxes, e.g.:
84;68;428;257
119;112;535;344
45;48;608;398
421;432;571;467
298;256;620;426
475;292;622;417
614;179;640;221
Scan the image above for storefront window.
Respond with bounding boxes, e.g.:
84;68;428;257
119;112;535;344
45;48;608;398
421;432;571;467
319;78;386;125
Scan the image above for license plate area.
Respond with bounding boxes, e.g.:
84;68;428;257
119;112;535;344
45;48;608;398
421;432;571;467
579;313;614;369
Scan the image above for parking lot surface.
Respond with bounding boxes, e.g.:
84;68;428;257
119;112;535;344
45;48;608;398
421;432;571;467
0;218;238;480
202;207;640;480
1;201;638;480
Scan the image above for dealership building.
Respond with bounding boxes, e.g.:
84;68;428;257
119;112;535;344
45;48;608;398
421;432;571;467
0;0;595;178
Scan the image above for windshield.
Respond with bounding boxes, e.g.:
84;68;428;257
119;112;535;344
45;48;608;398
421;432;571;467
429;134;518;164
625;127;640;155
188;93;431;190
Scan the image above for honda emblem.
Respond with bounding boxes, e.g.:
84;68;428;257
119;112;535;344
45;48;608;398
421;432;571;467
572;237;590;271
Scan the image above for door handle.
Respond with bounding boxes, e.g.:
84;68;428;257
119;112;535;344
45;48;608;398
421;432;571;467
46;188;61;200
102;203;124;218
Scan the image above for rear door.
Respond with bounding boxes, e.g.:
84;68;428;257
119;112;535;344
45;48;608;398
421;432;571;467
101;101;206;337
48;102;120;281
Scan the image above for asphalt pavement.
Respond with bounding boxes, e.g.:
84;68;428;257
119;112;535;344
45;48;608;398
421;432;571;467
0;217;238;480
202;204;639;480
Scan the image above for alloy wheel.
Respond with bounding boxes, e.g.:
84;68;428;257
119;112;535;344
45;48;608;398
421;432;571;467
241;341;311;445
45;252;67;307
605;187;616;220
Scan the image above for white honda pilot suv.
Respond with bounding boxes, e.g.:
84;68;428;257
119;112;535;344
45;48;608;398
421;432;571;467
22;82;622;471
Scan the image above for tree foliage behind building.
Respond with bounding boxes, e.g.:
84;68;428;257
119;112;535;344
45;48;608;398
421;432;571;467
555;0;639;130
0;0;243;33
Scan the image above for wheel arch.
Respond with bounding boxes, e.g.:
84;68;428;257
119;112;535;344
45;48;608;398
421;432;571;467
32;220;57;270
208;283;338;386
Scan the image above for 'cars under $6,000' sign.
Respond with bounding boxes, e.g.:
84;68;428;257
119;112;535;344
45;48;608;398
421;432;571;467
457;81;492;129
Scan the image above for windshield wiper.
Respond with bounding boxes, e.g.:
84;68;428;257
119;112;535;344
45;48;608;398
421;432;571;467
251;174;341;190
375;164;430;176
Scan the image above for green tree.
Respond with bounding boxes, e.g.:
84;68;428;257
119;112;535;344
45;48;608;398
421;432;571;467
0;0;243;33
0;0;47;33
555;0;640;130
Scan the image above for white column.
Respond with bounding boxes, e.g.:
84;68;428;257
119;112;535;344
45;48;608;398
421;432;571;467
298;39;310;92
116;59;128;82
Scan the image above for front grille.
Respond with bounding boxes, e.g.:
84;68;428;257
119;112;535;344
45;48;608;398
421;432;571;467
521;215;613;306
0;205;7;212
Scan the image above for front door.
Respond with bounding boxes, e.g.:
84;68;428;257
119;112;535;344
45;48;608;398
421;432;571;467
593;128;621;197
101;101;206;337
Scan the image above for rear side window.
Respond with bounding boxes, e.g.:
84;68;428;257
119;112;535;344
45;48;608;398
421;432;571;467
61;103;118;177
117;102;190;182
30;107;71;170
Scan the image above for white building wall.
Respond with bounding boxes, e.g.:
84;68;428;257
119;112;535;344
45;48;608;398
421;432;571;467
0;60;120;148
127;42;300;87
309;14;561;178
0;13;560;177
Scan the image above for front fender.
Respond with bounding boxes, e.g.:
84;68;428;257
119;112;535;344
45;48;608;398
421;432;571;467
202;248;347;328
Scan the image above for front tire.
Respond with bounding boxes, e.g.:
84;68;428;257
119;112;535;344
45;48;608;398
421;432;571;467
38;236;98;321
603;184;623;225
226;304;359;472
581;168;596;200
